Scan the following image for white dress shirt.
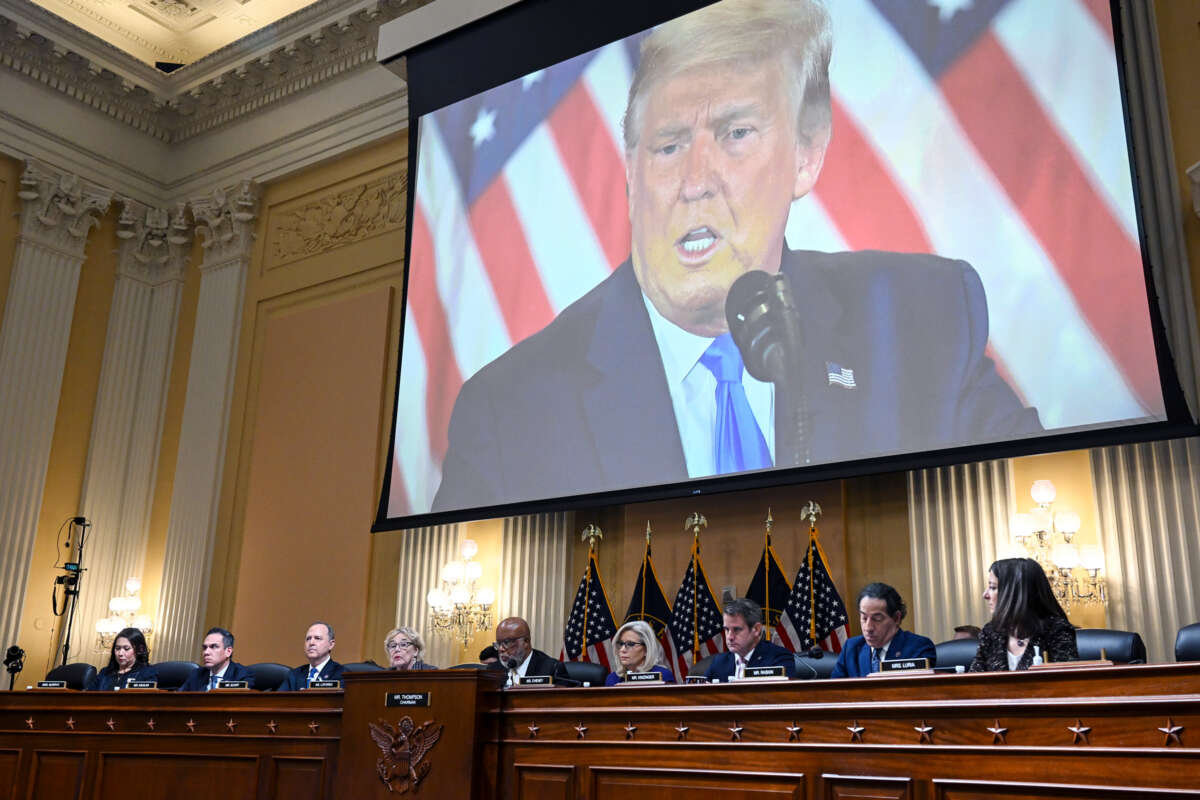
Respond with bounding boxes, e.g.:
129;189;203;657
734;646;757;679
507;650;535;687
643;293;775;477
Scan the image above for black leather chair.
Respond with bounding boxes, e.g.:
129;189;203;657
342;661;385;672
248;662;291;691
153;660;198;690
1075;628;1147;663
562;660;607;686
687;654;715;677
935;638;980;671
794;650;838;679
44;662;97;690
1175;622;1200;662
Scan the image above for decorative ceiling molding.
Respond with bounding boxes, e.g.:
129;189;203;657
0;0;425;143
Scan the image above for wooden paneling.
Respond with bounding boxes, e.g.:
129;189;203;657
28;750;85;800
822;773;911;800
514;764;575;800
270;756;326;800
0;748;17;800
97;753;258;798
590;766;803;799
933;779;1200;800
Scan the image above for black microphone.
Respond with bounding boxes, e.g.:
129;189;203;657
806;646;825;660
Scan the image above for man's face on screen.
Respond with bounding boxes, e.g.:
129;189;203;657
627;60;821;336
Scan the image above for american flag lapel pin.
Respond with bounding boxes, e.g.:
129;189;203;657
826;362;856;389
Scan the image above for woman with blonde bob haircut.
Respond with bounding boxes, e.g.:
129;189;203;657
605;620;676;685
384;626;437;670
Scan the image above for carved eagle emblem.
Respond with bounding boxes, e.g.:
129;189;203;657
368;716;444;793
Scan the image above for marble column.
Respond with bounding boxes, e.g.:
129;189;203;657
0;161;111;654
154;182;258;660
67;200;191;663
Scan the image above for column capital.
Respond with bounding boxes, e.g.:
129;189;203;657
191;181;260;269
17;161;112;256
115;199;192;285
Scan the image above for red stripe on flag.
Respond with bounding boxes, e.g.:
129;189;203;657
408;205;462;462
387;454;410;517
547;83;631;272
1079;0;1114;41
941;33;1159;411
469;177;558;343
814;100;932;253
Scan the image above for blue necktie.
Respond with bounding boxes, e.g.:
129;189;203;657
308;666;319;685
208;674;220;691
871;648;882;673
700;334;772;474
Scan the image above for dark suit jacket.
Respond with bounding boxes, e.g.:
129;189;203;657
969;616;1078;672
705;639;796;682
86;663;159;691
433;251;1040;512
830;629;938;678
279;659;345;691
487;649;569;684
178;660;255;691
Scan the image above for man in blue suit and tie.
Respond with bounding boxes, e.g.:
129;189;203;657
705;598;796;682
178;627;256;691
279;622;345;691
431;0;1039;514
831;583;936;678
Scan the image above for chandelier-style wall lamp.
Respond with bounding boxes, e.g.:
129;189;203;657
426;539;495;648
1011;480;1107;610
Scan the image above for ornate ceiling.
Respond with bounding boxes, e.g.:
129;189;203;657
29;0;322;66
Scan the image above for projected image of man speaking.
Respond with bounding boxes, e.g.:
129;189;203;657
429;0;1044;513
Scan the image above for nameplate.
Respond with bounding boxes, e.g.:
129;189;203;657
35;680;67;689
624;671;663;683
125;680;158;689
216;680;249;689
684;675;711;685
739;665;787;680
881;658;930;672
385;691;430;707
516;675;552;687
308;679;341;689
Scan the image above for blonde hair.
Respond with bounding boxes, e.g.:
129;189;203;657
623;0;832;153
614;620;665;677
384;626;425;659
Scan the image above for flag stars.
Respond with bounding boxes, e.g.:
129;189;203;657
521;70;545;91
469;107;497;149
928;0;974;23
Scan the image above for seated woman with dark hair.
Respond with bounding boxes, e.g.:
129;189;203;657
384;627;437;670
87;627;158;690
605;620;675;685
969;557;1078;672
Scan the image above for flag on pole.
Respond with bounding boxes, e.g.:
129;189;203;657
667;520;726;677
780;521;850;654
561;538;617;671
622;524;681;682
745;510;795;649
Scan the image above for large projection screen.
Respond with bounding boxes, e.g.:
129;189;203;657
377;0;1183;528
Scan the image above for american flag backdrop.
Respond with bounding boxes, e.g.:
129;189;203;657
780;524;851;653
390;0;1163;518
561;549;618;670
666;536;728;676
623;533;684;682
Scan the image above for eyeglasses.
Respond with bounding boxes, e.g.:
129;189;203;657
386;640;415;652
494;637;527;650
615;640;645;650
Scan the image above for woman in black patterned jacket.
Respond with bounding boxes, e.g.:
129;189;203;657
969;557;1078;672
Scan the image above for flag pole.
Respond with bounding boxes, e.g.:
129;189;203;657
763;508;773;632
802;500;822;645
685;512;707;663
642;521;651;619
580;524;603;658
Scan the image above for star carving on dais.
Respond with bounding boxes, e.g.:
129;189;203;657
25;717;34;729
1158;718;1184;746
915;720;935;744
728;722;745;742
106;718;117;731
573;721;588;739
225;718;239;733
265;720;278;734
675;722;689;740
785;722;802;742
987;720;1008;745
185;719;197;733
308;721;320;734
847;720;865;743
527;722;540;738
1068;719;1092;745
65;717;75;730
146;718;156;731
623;722;637;740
